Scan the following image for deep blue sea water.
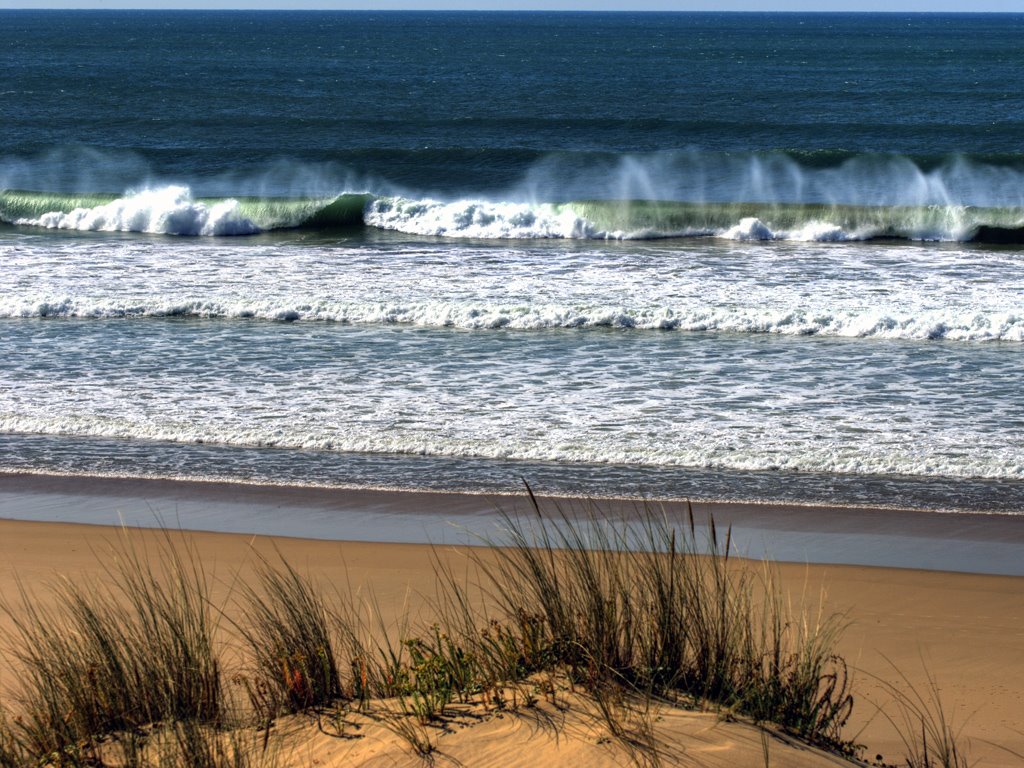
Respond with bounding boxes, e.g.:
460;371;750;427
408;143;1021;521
2;11;1024;512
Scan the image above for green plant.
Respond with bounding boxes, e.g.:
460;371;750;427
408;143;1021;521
0;529;222;760
236;553;343;715
875;659;971;768
458;487;855;752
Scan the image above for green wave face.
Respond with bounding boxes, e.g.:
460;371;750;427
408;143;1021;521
0;190;373;231
232;193;373;229
0;190;121;222
3;189;1024;242
560;200;1024;241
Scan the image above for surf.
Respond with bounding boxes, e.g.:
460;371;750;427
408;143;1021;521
3;298;1023;342
0;187;371;236
3;186;1023;243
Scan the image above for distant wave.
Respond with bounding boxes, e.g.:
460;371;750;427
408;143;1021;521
3;297;1023;341
3;186;1024;243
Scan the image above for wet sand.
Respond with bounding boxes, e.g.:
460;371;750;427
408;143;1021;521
1;471;1023;575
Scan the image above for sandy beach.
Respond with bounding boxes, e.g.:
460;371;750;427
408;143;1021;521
0;475;1021;766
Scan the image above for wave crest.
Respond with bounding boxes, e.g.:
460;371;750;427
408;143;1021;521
4;186;1024;243
365;197;602;239
13;186;260;236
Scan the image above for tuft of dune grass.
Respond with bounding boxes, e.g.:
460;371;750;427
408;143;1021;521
430;488;855;755
0;529;222;761
873;657;972;768
234;552;344;720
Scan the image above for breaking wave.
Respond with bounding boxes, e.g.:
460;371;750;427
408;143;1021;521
10;186;260;236
3;298;1023;341
3;186;1024;243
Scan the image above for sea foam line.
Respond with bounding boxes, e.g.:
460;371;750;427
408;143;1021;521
365;198;857;241
2;298;1023;341
2;411;1022;481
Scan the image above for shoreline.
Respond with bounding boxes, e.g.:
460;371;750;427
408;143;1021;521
1;471;1023;575
9;465;1021;515
8;431;1024;515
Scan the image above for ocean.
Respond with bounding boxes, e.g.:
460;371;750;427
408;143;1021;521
2;10;1024;513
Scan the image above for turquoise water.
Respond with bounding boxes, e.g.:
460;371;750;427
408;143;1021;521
2;11;1024;512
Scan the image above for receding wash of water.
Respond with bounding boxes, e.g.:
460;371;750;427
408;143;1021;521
2;10;1024;512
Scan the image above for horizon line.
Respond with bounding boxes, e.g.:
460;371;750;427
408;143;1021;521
1;6;1021;11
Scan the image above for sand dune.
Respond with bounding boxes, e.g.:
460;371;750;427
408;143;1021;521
0;515;1021;766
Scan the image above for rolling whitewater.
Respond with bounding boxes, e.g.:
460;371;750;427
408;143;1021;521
3;10;1024;513
4;187;1024;242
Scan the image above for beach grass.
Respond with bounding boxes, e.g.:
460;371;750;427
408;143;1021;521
0;529;222;763
872;659;971;768
435;489;855;755
235;553;343;718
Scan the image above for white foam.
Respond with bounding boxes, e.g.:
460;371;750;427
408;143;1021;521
3;297;1023;341
366;199;905;243
720;217;854;242
2;233;1022;484
367;200;882;243
15;186;260;236
2;409;1021;482
721;217;777;241
367;202;1020;243
365;197;612;239
786;221;850;242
